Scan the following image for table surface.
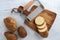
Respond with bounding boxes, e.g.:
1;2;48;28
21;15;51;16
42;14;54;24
0;0;60;40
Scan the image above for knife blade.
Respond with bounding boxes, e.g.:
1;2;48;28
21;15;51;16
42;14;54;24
26;5;44;21
25;0;44;21
34;0;44;9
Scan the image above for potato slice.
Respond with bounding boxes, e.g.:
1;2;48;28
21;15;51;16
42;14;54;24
38;26;48;32
37;22;46;29
35;16;45;25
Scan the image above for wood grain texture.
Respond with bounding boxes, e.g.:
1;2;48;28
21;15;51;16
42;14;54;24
24;6;57;38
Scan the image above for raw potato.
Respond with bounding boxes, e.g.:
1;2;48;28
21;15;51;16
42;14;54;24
35;16;45;25
4;17;17;32
17;26;27;38
4;32;17;40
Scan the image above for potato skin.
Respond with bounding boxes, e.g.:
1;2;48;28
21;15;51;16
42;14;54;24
4;17;17;32
4;32;17;40
17;26;27;38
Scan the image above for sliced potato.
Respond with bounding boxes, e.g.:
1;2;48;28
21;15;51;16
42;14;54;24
37;22;46;29
38;26;48;32
35;16;45;25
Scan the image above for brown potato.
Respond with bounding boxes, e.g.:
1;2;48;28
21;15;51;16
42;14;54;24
4;32;17;40
4;17;17;32
17;26;27;38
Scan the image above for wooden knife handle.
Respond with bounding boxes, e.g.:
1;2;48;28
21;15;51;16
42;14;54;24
12;0;33;13
24;1;34;10
30;5;37;13
23;5;37;16
18;0;34;12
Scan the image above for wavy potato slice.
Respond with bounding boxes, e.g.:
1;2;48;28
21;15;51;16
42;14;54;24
35;16;45;25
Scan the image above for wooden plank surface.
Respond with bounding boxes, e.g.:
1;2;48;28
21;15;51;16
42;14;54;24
24;6;56;37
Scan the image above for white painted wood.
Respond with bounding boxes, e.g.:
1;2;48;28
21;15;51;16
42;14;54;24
0;0;60;40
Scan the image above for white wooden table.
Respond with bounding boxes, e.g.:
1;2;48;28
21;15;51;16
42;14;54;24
0;0;60;40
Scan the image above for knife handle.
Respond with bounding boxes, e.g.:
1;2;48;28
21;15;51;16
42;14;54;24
30;5;37;13
18;6;24;13
24;1;34;10
23;10;30;16
23;5;37;16
11;0;33;13
18;1;33;13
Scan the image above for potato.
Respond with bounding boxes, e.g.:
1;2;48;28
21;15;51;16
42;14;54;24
17;26;27;38
4;32;17;40
4;17;17;32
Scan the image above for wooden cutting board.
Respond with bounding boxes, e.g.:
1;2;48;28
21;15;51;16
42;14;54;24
24;6;57;38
